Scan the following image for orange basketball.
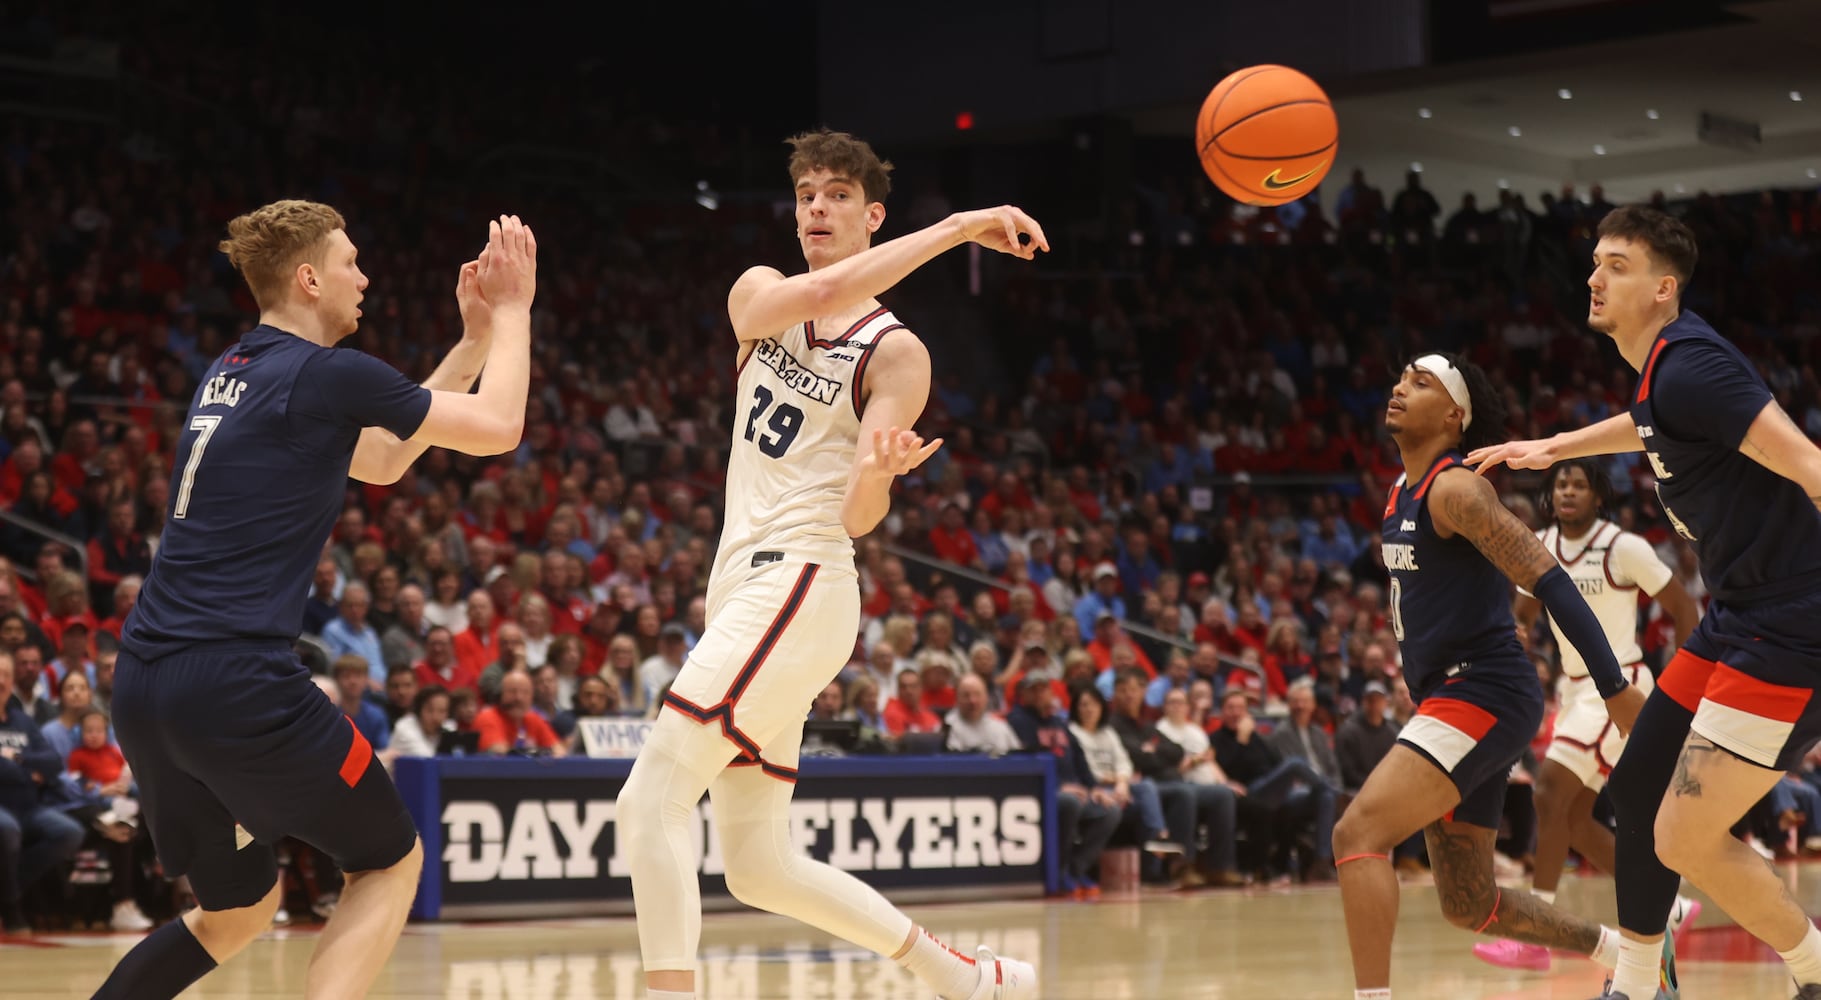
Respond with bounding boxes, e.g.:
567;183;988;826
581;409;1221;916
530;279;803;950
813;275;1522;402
1195;64;1338;207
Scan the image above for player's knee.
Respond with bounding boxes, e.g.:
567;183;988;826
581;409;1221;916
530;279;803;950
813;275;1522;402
1652;805;1709;873
722;851;792;909
189;880;283;956
1436;878;1497;931
1330;807;1383;858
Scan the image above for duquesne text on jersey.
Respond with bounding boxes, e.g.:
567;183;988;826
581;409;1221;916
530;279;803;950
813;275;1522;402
753;339;842;407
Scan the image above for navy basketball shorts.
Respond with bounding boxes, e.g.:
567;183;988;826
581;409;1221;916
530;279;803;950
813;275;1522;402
1397;661;1544;829
112;641;418;911
1657;594;1821;771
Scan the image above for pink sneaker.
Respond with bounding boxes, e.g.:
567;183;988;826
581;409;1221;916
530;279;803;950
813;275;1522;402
1472;938;1552;971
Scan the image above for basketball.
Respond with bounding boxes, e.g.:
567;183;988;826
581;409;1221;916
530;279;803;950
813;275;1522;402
1195;64;1338;207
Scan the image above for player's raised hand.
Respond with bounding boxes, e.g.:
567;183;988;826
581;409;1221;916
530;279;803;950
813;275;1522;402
954;206;1050;260
455;253;493;336
863;427;943;479
478;214;537;311
1466;436;1560;476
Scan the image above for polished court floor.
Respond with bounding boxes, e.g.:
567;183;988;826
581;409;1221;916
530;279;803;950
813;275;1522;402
5;864;1819;998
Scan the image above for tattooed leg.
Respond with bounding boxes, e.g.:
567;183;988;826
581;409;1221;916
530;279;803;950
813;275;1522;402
1424;820;1605;953
1656;734;1812;951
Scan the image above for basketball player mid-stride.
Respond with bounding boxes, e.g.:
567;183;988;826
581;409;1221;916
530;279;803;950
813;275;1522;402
1473;205;1821;1000
1471;458;1701;976
1329;353;1649;1000
616;129;1047;1000
90;204;536;999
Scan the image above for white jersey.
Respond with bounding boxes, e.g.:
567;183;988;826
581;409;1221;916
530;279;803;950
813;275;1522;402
1527;520;1675;677
710;304;902;603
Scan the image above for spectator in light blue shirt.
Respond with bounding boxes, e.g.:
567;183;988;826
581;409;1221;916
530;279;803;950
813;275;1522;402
1301;513;1361;571
331;655;390;751
1072;564;1127;643
321;581;387;689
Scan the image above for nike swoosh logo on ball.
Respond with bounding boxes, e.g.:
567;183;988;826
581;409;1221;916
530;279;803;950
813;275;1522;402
1261;164;1324;190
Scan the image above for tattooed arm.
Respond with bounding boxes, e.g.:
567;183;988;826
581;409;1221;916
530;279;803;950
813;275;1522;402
1428;467;1556;590
1430;468;1644;729
1737;400;1821;515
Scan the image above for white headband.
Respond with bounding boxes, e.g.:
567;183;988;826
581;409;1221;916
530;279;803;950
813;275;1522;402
1409;354;1473;430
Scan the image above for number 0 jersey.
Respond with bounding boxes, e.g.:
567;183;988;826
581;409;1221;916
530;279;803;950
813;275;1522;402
711;305;903;601
1381;452;1526;696
122;325;431;661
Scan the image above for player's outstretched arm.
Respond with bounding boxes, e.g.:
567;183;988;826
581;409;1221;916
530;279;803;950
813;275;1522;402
1738;399;1821;514
350;255;499;483
841;333;941;538
1466;413;1643;476
727;207;1048;343
1430;468;1642;729
406;216;536;459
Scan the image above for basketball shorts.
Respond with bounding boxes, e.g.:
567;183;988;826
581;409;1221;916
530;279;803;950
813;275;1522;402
1657;594;1821;771
663;556;859;780
1397;658;1544;829
112;642;418;911
1546;663;1653;793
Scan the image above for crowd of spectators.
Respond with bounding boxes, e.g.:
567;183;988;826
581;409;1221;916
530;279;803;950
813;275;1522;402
5;11;1821;930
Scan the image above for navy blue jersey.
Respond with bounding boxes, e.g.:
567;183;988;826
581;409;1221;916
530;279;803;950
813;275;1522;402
122;326;431;660
1631;311;1821;605
1381;453;1524;695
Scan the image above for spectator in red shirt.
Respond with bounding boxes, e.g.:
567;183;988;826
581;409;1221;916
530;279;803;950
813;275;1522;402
474;668;564;755
85;498;152;616
882;668;941;738
96;575;141;644
65;709;127;788
1085;613;1157;679
414;626;477;694
453;589;500;679
927;503;980;568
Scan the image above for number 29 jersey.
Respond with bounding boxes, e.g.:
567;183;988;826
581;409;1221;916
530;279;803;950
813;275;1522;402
1381;453;1525;696
712;305;904;592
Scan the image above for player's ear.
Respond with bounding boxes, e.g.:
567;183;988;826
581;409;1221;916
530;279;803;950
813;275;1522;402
1657;273;1678;305
866;201;885;235
296;262;320;300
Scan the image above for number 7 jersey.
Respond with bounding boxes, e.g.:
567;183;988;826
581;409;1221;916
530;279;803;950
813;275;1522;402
714;305;904;583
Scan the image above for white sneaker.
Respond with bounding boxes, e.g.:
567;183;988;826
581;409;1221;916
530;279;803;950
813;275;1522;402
961;946;1038;1000
111;901;153;932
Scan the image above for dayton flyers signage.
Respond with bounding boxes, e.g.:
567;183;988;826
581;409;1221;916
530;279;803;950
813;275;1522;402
397;755;1055;919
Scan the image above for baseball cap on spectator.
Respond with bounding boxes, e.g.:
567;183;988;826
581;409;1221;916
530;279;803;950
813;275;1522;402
1187;571;1211;589
1363;680;1389;698
1232;471;1252;485
1092;563;1118;582
660;623;688;641
1094;609;1118;626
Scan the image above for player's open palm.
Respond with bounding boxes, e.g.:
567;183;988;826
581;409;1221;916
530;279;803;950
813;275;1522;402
956;206;1050;260
864;427;942;479
478;214;537;310
1466;436;1558;475
455;254;492;334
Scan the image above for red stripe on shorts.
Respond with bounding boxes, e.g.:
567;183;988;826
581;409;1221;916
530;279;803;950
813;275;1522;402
339;716;374;788
1706;661;1814;723
1658;649;1717;713
1415;696;1497;740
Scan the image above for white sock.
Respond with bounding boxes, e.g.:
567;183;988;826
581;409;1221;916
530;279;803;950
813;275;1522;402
1354;990;1392;999
1610;934;1663;997
1777;922;1821;987
647;991;693;999
897;927;980;999
1534;888;1556;906
1590;926;1621;969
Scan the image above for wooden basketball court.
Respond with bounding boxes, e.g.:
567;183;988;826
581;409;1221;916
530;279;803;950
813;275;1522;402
5;863;1815;998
